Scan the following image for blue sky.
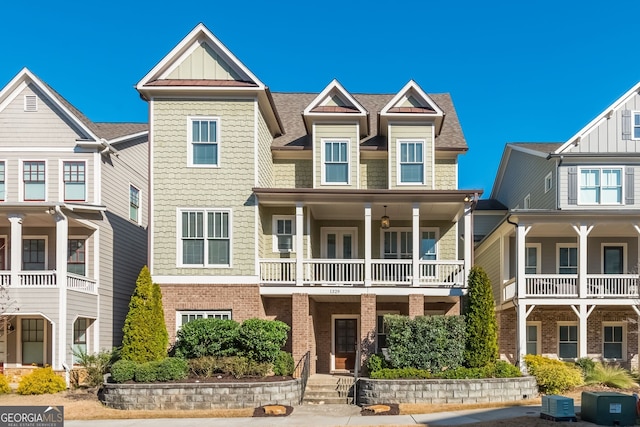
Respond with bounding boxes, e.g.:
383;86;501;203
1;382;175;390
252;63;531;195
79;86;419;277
2;0;639;197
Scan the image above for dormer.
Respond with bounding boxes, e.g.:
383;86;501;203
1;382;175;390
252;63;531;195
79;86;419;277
302;79;368;136
379;80;445;136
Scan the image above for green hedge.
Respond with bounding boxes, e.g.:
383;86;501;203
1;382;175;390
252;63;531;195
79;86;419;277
110;357;189;383
369;361;521;380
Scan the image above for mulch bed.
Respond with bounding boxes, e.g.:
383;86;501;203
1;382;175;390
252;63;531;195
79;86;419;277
252;405;294;417
360;403;400;416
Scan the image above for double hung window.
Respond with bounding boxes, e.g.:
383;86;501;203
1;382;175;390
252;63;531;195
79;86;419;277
23;161;45;201
558;324;578;359
558;245;577;274
68;239;86;276
603;324;624;359
130;185;140;223
189;118;219;166
579;168;622;204
273;216;294;252
324;140;348;184
399;141;424;184
180;210;230;266
63;161;86;201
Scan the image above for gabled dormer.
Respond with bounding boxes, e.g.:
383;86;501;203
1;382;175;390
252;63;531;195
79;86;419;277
380;81;445;189
303;80;368;188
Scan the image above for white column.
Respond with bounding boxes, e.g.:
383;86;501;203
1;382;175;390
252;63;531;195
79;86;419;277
516;224;528;299
55;208;68;370
463;204;472;283
516;302;527;372
295;203;304;286
573;224;593;298
571;304;594;359
412;204;420;287
7;214;23;287
364;204;372;287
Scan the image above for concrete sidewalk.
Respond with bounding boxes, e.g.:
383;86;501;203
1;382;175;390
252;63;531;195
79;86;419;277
65;403;543;427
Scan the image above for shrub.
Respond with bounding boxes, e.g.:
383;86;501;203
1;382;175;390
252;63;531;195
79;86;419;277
436;366;486;379
0;374;10;394
188;356;220;378
121;266;169;363
155;357;188;382
72;347;117;387
524;355;583;394
370;368;431;379
236;318;290;363
366;353;390;374
173;318;239;359
17;367;66;395
218;356;271;379
490;360;522;378
464;266;498;368
576;357;596;377
134;362;158;383
272;351;294;376
110;359;137;383
585;364;637;389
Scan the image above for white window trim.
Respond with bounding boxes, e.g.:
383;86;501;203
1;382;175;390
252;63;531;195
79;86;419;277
556;243;578;274
525;243;541;274
129;183;141;225
376;310;399;352
22;235;48;270
557;321;579;360
20;160;47;202
17;316;48;367
601;243;627;274
544;172;553;193
71;315;95;364
523;194;531;209
176;208;232;268
633;111;640;141
526;321;542;355
396;139;426;186
272;215;295;253
379;227;439;259
321;138;351;185
577;166;624;206
68;234;88;277
321;227;358;258
187;116;220;168
602;321;626;361
176;310;232;331
59;159;87;202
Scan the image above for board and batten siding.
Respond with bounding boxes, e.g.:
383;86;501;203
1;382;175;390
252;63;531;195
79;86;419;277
273;159;313;188
313;123;358;188
167;43;242;81
360;159;387;189
388;124;434;189
474;238;502;303
153;99;256;277
257;110;273;188
495;149;555;210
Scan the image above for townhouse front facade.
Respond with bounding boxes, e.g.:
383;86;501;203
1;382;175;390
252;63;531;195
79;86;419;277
138;23;480;374
475;83;640;370
0;69;148;374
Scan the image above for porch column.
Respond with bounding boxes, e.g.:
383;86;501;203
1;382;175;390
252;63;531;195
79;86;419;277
571;304;594;359
572;224;593;298
291;293;309;376
516;224;529;299
7;214;23;287
408;294;424;318
463;203;472;283
412;204;420;287
55;208;68;370
295;203;304;287
364;204;372;287
516;303;528;372
360;294;376;373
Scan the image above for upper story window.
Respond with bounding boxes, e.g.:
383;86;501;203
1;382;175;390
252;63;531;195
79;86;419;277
525;244;541;274
23;161;45;201
557;244;577;274
180;209;230;267
0;161;5;201
524;194;531;209
634;112;640;139
273;216;295;252
188;117;219;167
323;140;349;184
382;229;438;260
399;140;424;184
579;167;622;204
23;237;46;270
129;185;140;223
68;238;86;276
544;172;552;193
63;161;85;201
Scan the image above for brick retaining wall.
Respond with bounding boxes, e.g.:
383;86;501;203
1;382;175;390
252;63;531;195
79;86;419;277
358;376;538;405
101;379;303;410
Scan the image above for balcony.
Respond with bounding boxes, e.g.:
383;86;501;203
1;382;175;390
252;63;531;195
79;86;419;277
259;259;466;288
0;271;96;294
501;274;639;300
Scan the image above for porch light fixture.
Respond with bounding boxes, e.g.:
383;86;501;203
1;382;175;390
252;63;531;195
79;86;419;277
381;206;390;229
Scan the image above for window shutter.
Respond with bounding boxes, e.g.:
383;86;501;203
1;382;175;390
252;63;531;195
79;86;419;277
626;167;634;205
622;110;632;140
567;166;577;205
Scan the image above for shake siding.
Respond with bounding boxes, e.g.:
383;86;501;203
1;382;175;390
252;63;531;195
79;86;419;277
167;44;242;81
495;150;554;209
388;124;433;189
153;99;255;276
475;239;501;302
313;123;358;188
434;157;457;190
360;159;387;189
257;111;273;188
273;159;312;188
259;206;298;259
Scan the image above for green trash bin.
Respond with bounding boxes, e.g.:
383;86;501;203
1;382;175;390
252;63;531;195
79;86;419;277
581;391;637;426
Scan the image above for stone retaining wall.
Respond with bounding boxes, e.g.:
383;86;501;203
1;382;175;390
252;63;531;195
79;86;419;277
358;376;538;405
101;379;303;410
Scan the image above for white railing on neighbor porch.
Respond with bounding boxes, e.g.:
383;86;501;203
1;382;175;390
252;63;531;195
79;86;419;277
503;278;516;302
525;274;577;297
587;275;639;297
67;273;97;293
303;259;365;285
0;271;96;293
19;271;57;286
419;260;465;286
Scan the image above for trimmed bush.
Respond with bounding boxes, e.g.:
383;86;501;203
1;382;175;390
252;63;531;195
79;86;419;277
188;356;220;378
173;318;239;359
236;318;290;363
0;374;10;394
366;353;390;374
121;266;169;363
524;355;583;394
464;266;498;368
110;359;137;383
370;368;431;379
17;367;66;395
155;357;188;382
218;356;271;379
273;351;294;376
490;360;522;378
134;362;158;383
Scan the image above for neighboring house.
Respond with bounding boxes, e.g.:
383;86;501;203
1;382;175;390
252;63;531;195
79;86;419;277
137;23;480;374
0;69;148;375
475;83;640;370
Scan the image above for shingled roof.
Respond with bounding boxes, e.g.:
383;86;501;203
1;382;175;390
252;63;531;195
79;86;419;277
509;142;563;154
270;92;467;151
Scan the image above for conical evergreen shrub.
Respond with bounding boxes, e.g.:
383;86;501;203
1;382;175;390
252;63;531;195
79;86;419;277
464;266;498;368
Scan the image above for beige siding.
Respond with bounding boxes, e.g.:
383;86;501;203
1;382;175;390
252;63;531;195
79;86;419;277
360;159;387;189
389;124;434;189
273;159;312;188
313;123;358;188
167;44;242;81
258;206;309;259
475;238;502;303
257;110;273;188
495;150;555;210
153;99;255;276
434;157;457;190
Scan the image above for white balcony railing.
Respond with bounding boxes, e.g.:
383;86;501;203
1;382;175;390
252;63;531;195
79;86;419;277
525;274;578;297
67;273;97;294
371;260;412;285
0;271;97;293
19;271;57;287
259;259;297;284
503;278;516;302
508;274;639;298
587;275;639;297
419;260;465;286
303;259;365;285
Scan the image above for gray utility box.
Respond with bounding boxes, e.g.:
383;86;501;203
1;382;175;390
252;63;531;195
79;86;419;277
581;391;637;426
541;395;575;418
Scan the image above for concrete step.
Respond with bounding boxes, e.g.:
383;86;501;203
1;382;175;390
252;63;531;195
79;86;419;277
303;397;354;405
304;390;353;399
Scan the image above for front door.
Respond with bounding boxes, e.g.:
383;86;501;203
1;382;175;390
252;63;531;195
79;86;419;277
334;318;357;371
